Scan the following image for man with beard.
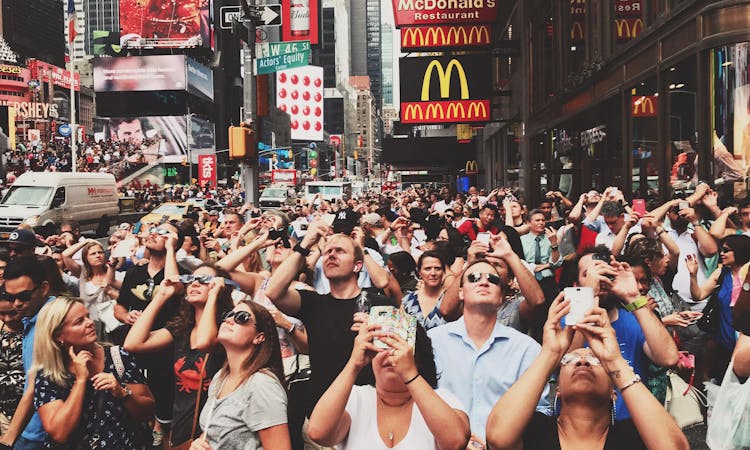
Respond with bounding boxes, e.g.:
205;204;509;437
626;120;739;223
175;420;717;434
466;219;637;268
115;222;182;447
575;245;679;420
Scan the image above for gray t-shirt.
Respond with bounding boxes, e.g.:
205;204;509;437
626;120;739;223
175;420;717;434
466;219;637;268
199;369;288;450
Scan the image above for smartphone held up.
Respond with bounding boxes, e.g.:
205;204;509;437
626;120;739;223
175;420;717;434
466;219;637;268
564;287;595;326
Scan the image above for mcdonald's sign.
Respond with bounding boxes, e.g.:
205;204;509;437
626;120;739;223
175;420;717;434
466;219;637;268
400;55;491;124
615;18;643;39
391;0;497;27
465;160;479;174
401;25;491;49
632;95;657;117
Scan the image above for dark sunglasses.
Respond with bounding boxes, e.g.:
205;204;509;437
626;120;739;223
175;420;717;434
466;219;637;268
721;247;734;254
465;272;502;286
0;287;38;303
179;274;240;290
0;309;18;316
221;310;255;325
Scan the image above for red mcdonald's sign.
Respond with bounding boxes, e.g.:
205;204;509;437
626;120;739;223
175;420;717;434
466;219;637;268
632;95;657;117
401;25;491;49
391;0;497;27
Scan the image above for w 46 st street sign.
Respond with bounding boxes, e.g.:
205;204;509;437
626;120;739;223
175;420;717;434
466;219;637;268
255;41;311;75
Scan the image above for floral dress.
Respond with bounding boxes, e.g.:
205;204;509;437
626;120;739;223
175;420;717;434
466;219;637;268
33;346;151;449
0;324;24;422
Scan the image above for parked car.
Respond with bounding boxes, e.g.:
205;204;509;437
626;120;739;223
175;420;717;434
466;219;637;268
259;185;297;210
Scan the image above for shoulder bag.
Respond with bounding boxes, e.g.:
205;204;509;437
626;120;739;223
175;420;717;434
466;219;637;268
664;369;706;429
169;354;209;450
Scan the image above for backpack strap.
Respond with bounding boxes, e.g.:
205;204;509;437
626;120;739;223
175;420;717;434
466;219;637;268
110;345;125;380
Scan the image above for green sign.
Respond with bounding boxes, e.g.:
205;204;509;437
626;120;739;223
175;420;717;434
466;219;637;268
255;41;311;75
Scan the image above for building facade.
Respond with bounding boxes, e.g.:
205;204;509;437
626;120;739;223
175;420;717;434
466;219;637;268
1;0;66;68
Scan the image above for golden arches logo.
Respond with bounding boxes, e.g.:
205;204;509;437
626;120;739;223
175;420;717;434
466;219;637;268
616;18;644;39
403;103;424;121
421;59;469;101
401;25;491;48
465;160;478;174
571;22;584;41
401;100;490;123
632;96;656;116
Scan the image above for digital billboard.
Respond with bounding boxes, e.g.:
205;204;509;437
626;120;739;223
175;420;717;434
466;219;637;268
277;65;324;141
281;0;320;45
93;55;187;92
119;0;212;48
391;0;497;27
94;116;187;163
399;55;491;124
187;57;214;101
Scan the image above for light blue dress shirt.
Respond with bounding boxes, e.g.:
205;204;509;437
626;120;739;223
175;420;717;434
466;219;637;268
428;318;552;441
520;232;562;279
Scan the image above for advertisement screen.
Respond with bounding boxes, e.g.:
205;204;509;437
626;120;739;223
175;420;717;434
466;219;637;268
94;116;187;163
187;57;214;101
94;55;186;92
276;65;324;141
189;115;215;158
399;55;491;124
119;0;211;48
281;0;319;45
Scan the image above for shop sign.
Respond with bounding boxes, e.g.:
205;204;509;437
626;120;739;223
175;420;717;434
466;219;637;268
465;160;478;174
570;0;586;43
0;64;22;75
2;101;59;119
580;125;607;147
400;56;491;124
391;0;497;27
400;25;491;50
632;95;657;117
198;154;217;187
614;0;643;40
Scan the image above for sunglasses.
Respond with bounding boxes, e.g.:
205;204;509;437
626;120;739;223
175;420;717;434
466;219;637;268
221;310;255;325
465;272;502;286
560;353;602;367
0;309;17;316
0;287;38;303
149;227;171;236
179;274;240;290
721;247;734;254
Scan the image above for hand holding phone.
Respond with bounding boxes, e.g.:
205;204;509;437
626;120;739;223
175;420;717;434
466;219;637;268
564;287;595;326
476;232;491;245
368;306;417;350
632;199;647;216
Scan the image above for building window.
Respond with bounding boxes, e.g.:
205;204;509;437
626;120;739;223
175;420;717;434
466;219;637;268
629;77;659;203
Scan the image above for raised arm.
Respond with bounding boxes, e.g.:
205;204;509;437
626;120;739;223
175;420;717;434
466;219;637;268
216;230;274;272
193;278;226;351
122;278;180;353
687;259;719;302
61;239;93;277
709;207;738;240
352;227;389;290
37;349;90;443
567;193;587;224
611;213;640;256
682;208;718;257
486;295;573;450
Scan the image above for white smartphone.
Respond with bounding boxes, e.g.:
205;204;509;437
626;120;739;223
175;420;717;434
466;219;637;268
413;229;427;243
476;232;491;245
322;214;336;226
564;287;595;326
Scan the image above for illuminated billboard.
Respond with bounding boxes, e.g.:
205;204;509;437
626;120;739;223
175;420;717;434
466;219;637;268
119;0;211;48
187;57;214;101
281;0;320;45
399;55;491;124
93;55;187;92
94;116;188;163
391;0;497;27
400;25;491;50
276;65;324;141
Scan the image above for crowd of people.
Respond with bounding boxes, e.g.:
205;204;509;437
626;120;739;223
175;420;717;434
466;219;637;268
0;181;748;450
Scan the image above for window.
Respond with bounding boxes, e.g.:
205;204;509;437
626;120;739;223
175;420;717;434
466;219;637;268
666;56;698;195
629;77;659;202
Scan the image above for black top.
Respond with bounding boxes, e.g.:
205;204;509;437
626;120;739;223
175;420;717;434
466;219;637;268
293;288;392;415
117;265;179;329
521;412;647;450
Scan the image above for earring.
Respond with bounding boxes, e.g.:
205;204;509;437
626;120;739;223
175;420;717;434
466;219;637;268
553;392;560;416
610;398;616;426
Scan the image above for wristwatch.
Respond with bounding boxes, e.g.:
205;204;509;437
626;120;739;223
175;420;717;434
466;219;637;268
623;295;650;312
293;242;311;257
119;385;133;399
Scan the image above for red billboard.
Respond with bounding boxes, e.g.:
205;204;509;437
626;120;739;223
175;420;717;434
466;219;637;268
281;0;320;45
198;154;217;187
391;0;497;27
119;0;212;48
27;60;80;91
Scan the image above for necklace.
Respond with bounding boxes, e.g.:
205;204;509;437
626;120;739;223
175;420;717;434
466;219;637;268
377;395;412;447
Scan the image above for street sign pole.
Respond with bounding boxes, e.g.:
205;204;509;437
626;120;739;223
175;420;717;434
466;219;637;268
241;0;259;205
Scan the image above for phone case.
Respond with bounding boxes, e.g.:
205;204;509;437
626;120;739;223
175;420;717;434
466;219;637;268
368;306;418;350
565;287;595;325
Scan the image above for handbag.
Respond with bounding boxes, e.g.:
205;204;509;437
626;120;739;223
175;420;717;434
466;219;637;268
706;361;750;450
697;270;727;333
664;370;706;429
168;354;209;450
286;353;311;386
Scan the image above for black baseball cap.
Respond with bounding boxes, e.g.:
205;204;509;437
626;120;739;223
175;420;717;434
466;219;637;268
1;229;40;248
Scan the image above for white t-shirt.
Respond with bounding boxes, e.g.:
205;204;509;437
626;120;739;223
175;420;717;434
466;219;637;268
341;385;466;450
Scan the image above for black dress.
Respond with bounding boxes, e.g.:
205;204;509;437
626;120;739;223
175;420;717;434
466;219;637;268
33;346;151;449
521;412;647;450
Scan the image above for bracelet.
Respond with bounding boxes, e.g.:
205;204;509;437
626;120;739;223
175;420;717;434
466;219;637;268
550;245;558;250
287;323;296;334
618;374;642;393
293;242;311;257
404;373;420;385
655;229;666;237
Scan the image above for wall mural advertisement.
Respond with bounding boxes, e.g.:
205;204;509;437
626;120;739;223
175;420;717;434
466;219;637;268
281;0;320;45
119;0;212;48
399;55;491;124
276;65;324;141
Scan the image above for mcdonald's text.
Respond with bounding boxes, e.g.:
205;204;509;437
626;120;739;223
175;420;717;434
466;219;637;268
392;0;497;26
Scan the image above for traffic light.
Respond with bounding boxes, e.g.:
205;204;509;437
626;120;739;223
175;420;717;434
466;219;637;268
229;126;256;160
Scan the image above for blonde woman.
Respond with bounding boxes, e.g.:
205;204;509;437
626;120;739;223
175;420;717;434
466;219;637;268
32;297;154;448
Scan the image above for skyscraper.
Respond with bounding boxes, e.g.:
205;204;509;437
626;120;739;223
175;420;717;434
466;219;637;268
1;0;65;67
83;0;119;56
62;0;86;59
350;0;381;111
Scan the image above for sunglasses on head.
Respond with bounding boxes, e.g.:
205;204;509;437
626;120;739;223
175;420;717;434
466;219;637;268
0;287;37;303
465;272;502;286
221;310;254;325
149;227;170;236
560;353;602;367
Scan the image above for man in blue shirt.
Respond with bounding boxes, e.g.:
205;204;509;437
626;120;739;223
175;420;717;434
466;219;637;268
0;256;54;450
429;257;551;443
575;246;678;420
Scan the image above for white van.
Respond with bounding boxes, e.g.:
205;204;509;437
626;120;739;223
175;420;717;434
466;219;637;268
0;172;120;237
303;181;352;203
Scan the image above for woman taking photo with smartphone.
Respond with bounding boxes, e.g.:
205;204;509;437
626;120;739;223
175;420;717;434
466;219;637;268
307;322;469;450
189;301;290;450
32;296;154;449
123;264;234;448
